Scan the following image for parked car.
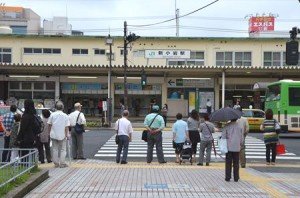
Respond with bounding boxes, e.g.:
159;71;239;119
242;109;265;131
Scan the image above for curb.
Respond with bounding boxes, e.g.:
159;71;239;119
5;169;49;198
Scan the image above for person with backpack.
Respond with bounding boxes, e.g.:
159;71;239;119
260;109;281;165
17;100;38;158
36;109;52;164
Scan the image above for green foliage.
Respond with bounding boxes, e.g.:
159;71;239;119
86;121;100;128
0;166;39;197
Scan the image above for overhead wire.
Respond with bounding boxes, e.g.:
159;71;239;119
128;0;220;27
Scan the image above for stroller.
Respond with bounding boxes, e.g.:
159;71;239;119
180;141;193;165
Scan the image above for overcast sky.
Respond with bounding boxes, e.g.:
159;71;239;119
1;0;300;37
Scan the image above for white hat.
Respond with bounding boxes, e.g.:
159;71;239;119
74;102;82;108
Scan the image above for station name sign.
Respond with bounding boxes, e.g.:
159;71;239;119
145;50;190;59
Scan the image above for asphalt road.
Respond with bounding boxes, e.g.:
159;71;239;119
1;130;299;164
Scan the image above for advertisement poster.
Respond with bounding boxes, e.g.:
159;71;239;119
188;92;195;113
199;92;214;113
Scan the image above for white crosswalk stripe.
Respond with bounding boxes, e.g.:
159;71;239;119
94;131;300;160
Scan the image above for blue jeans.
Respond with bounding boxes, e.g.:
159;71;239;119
116;135;129;162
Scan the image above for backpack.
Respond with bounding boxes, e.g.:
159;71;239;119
33;115;44;135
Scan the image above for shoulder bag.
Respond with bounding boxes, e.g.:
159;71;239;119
74;112;85;134
115;119;120;144
142;114;159;142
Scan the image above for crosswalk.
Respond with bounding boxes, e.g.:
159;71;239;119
94;131;300;161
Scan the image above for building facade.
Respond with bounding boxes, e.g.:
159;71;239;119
0;34;299;117
0;6;41;34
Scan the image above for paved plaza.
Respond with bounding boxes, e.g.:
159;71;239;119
26;160;300;198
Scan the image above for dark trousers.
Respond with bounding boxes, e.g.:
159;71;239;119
71;128;84;159
266;143;277;163
116;135;130;162
225;151;240;181
189;130;200;155
162;115;167;127
147;132;165;163
37;139;51;163
2;136;11;162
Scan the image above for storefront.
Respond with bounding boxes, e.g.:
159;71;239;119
167;78;215;117
61;82;108;115
114;83;162;117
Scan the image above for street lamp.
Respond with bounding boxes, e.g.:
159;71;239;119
105;34;113;127
123;21;140;109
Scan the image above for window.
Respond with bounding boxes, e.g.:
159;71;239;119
168;51;204;66
106;52;115;61
0;48;12;63
34;82;44;90
94;49;105;55
263;51;300;66
266;84;281;101
216;52;251;66
22;82;32;90
133;50;145;57
46;82;55;90
289;87;300;106
73;48;88;55
23;48;61;54
9;82;19;89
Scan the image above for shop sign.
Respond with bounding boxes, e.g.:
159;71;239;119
167;78;214;88
249;16;275;32
145;50;190;59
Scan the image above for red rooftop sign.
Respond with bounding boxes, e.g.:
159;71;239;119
249;16;275;32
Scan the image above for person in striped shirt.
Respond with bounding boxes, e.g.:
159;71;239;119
260;109;281;165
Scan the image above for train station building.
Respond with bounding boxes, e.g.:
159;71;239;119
0;34;299;116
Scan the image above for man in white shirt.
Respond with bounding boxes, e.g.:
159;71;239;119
69;102;86;160
115;110;133;164
48;101;70;168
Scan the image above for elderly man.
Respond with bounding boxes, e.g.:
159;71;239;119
115;110;133;164
1;104;17;162
144;105;166;164
69;102;86;160
48;101;70;168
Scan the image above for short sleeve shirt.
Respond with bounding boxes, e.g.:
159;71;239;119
172;120;188;143
48;110;70;140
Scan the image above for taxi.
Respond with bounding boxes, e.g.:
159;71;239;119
242;109;265;131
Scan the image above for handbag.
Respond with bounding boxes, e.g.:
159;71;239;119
142;114;159;142
218;136;228;154
115;119;120;144
276;142;286;155
74;112;85;134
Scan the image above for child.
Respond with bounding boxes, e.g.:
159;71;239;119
9;114;21;162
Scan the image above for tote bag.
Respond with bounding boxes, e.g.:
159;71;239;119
218;136;228;154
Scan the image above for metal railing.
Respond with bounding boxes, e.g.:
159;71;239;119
0;148;38;188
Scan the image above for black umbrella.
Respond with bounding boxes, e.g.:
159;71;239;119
210;107;242;122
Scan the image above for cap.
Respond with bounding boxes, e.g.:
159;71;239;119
152;105;160;111
74;102;82;108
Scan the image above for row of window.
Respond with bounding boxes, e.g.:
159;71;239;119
1;47;300;66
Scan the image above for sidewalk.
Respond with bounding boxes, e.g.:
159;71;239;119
26;160;300;198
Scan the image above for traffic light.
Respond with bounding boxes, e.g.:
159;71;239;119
286;40;299;65
286;27;300;65
141;73;147;86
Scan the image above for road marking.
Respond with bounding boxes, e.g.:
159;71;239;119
95;132;300;161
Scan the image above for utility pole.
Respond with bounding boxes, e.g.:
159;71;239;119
175;0;179;37
123;21;128;109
